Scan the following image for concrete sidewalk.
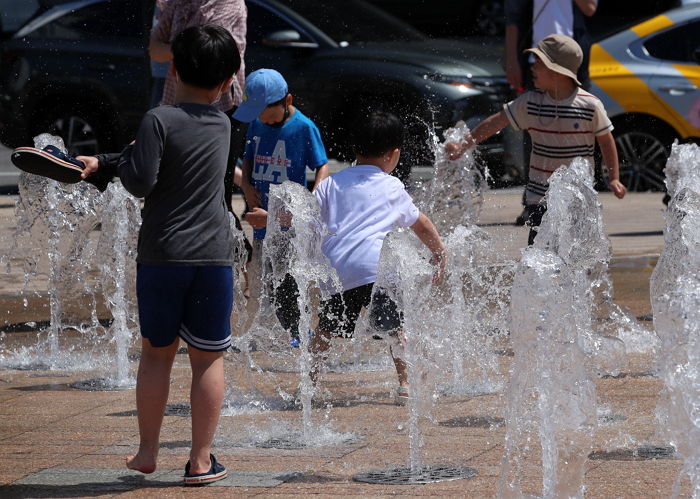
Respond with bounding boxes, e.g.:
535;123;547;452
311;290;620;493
0;188;680;498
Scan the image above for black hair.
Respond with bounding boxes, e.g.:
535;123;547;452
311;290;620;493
171;24;240;89
351;110;404;157
266;94;289;107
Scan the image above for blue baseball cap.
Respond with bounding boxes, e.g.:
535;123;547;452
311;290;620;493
233;69;289;123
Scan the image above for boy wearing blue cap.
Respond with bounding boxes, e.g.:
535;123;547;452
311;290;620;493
234;68;329;345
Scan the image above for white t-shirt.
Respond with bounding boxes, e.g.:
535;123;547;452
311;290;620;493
314;165;420;291
531;0;574;62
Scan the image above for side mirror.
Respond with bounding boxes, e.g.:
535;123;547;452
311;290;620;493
262;30;318;49
693;47;700;65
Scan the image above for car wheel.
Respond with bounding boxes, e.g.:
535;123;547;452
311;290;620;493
32;107;112;156
474;0;504;36
613;120;676;192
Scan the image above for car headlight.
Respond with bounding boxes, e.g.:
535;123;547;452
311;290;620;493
425;74;475;93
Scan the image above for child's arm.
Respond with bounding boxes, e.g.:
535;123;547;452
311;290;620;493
311;163;330;191
410;213;446;285
445;110;510;160
149;37;172;63
240;158;261;208
597;132;626;199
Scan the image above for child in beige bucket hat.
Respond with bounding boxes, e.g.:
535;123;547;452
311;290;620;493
446;33;626;245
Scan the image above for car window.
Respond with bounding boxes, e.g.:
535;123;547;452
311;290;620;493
27;0;143;40
0;0;40;34
643;19;700;63
247;3;313;45
277;0;425;43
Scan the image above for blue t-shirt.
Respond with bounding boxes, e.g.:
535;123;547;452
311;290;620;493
244;109;327;239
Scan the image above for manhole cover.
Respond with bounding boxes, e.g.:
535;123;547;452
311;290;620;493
71;378;135;391
353;465;477;484
589;445;676;461
439;416;504;428
256;438;307;450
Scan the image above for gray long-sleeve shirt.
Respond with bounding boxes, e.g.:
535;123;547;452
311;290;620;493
100;103;234;266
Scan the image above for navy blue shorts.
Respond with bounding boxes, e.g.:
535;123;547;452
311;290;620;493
136;264;233;351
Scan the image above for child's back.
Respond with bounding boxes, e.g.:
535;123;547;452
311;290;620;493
315;164;418;291
129;103;234;265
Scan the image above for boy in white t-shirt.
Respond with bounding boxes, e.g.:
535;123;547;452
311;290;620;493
310;110;445;405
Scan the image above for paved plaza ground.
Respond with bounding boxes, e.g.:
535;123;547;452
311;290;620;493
0;188;686;497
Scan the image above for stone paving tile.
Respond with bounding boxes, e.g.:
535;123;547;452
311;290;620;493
13;468;300;488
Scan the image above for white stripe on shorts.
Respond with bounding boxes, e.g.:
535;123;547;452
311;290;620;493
179;324;232;351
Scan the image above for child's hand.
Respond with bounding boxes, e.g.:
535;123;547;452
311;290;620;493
76;156;99;179
610;179;627;200
444;134;475;161
429;253;446;286
276;208;293;228
245;207;268;229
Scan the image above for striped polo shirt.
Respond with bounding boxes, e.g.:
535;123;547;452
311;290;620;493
504;88;613;205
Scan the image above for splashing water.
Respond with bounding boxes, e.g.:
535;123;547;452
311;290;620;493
0;134;104;370
651;142;700;497
262;181;342;441
499;158;619;498
364;129;511;474
415;121;486;232
94;181;141;387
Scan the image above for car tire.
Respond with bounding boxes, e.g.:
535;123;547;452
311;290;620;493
612;117;677;192
31;105;114;157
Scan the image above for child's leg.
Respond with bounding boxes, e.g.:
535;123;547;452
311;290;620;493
273;273;301;340
387;332;409;388
308;329;333;384
187;347;225;474
126;338;179;473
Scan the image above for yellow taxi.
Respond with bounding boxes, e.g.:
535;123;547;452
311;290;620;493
590;5;700;191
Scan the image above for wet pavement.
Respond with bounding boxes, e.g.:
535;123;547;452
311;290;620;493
0;189;684;497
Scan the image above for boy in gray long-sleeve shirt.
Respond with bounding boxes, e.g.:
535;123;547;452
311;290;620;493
78;25;239;486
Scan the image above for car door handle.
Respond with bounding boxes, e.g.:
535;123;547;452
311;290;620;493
659;85;697;95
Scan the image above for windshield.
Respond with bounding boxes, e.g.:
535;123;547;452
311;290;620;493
277;0;425;43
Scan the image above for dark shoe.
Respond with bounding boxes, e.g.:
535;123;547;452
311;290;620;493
11;145;85;184
184;454;227;486
514;207;528;226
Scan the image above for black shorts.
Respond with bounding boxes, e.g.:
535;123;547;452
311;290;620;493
526;203;547;246
318;283;402;337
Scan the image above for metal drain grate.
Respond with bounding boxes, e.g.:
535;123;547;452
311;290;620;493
601;371;655;379
589;445;676;461
439;416;504;428
353;465;477;485
256;438;307;450
164;403;191;416
70;378;134;391
598;413;627;424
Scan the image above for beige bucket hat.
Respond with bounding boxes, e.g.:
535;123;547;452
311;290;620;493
525;34;583;86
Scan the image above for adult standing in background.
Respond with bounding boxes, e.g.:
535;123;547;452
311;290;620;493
504;0;597;225
505;0;597;91
149;0;248;214
149;0;171;109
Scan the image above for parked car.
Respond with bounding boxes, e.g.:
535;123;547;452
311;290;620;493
589;4;700;191
367;0;505;37
0;0;513;183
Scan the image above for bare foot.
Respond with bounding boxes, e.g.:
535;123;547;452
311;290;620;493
126;453;157;474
